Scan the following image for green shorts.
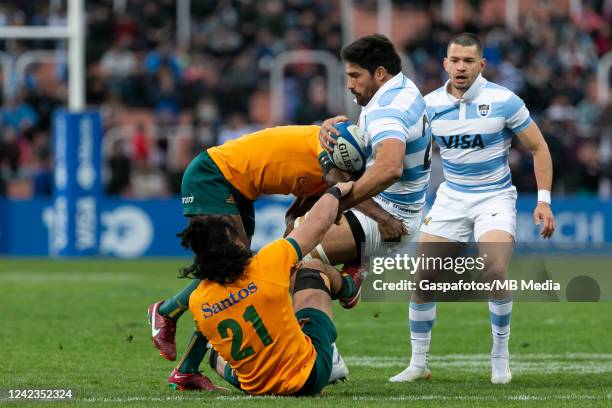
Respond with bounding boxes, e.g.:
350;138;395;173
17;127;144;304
181;151;255;237
222;308;337;396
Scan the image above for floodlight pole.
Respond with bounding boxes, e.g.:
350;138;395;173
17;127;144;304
177;0;191;49
441;0;454;25
341;0;354;46
506;0;519;30
378;0;392;39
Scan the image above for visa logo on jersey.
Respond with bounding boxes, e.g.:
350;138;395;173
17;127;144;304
439;134;484;149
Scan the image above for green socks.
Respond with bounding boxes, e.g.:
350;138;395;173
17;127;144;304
335;275;356;299
159;279;201;319
176;331;209;374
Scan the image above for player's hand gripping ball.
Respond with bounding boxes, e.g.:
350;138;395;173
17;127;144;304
329;121;367;174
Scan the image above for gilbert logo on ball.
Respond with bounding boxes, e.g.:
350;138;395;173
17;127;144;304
331;121;367;173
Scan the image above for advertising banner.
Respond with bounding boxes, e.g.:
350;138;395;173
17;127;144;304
51;111;103;257
0;196;609;257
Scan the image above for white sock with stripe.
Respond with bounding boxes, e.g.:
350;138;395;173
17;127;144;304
489;297;512;357
409;302;436;368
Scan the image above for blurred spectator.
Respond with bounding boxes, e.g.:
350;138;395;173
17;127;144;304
86;64;108;105
131;160;169;198
144;42;182;80
86;3;115;65
100;38;137;99
295;76;334;125
25;82;62;132
131;124;151;164
495;51;525;94
31;134;52;196
106;140;131;196
592;24;611;55
152;67;180;125
139;2;167;47
195;97;220;128
100;92;125;131
575;77;603;138
256;0;285;39
218;51;259;116
218;113;260;145
546;95;577;124
193;97;221;149
180;54;211;107
0;127;20;177
0;96;39;137
166;131;195;195
566;140;604;194
114;12;139;46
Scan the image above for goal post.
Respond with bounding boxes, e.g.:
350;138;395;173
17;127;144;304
0;0;85;110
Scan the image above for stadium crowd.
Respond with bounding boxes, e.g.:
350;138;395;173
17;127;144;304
0;0;610;198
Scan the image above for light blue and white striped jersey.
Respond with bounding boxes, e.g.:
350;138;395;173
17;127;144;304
359;73;431;210
425;74;532;193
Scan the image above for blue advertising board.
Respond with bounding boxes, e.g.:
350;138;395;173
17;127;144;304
51;110;103;257
0;195;610;258
516;197;609;244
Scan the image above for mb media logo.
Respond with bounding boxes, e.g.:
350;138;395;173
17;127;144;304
182;195;194;204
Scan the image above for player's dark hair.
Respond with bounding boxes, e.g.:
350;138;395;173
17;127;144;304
341;34;402;76
177;217;252;285
448;32;483;57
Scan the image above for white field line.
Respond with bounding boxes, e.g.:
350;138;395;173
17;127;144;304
25;393;607;403
344;353;612;374
6;354;607;404
350;353;612;361
351;394;607;401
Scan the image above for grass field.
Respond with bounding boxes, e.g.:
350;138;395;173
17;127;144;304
1;259;611;407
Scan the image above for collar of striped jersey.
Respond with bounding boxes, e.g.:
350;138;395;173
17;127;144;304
444;74;488;104
360;72;405;109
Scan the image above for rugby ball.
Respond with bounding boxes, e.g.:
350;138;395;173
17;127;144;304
330;121;367;173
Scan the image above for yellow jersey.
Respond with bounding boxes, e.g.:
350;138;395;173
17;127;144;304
207;126;327;200
189;238;316;395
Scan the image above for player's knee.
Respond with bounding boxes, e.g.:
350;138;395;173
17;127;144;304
482;263;507;282
292;265;331;297
302;259;325;271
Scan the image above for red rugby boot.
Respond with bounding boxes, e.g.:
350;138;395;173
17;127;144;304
167;369;229;391
339;261;368;309
147;301;177;361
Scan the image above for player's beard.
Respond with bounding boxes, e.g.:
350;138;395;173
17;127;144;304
353;83;378;106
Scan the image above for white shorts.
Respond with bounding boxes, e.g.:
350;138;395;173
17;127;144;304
348;196;423;257
420;182;517;242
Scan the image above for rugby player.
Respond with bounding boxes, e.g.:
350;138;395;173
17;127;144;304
317;34;432;308
181;181;354;395
389;33;556;385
